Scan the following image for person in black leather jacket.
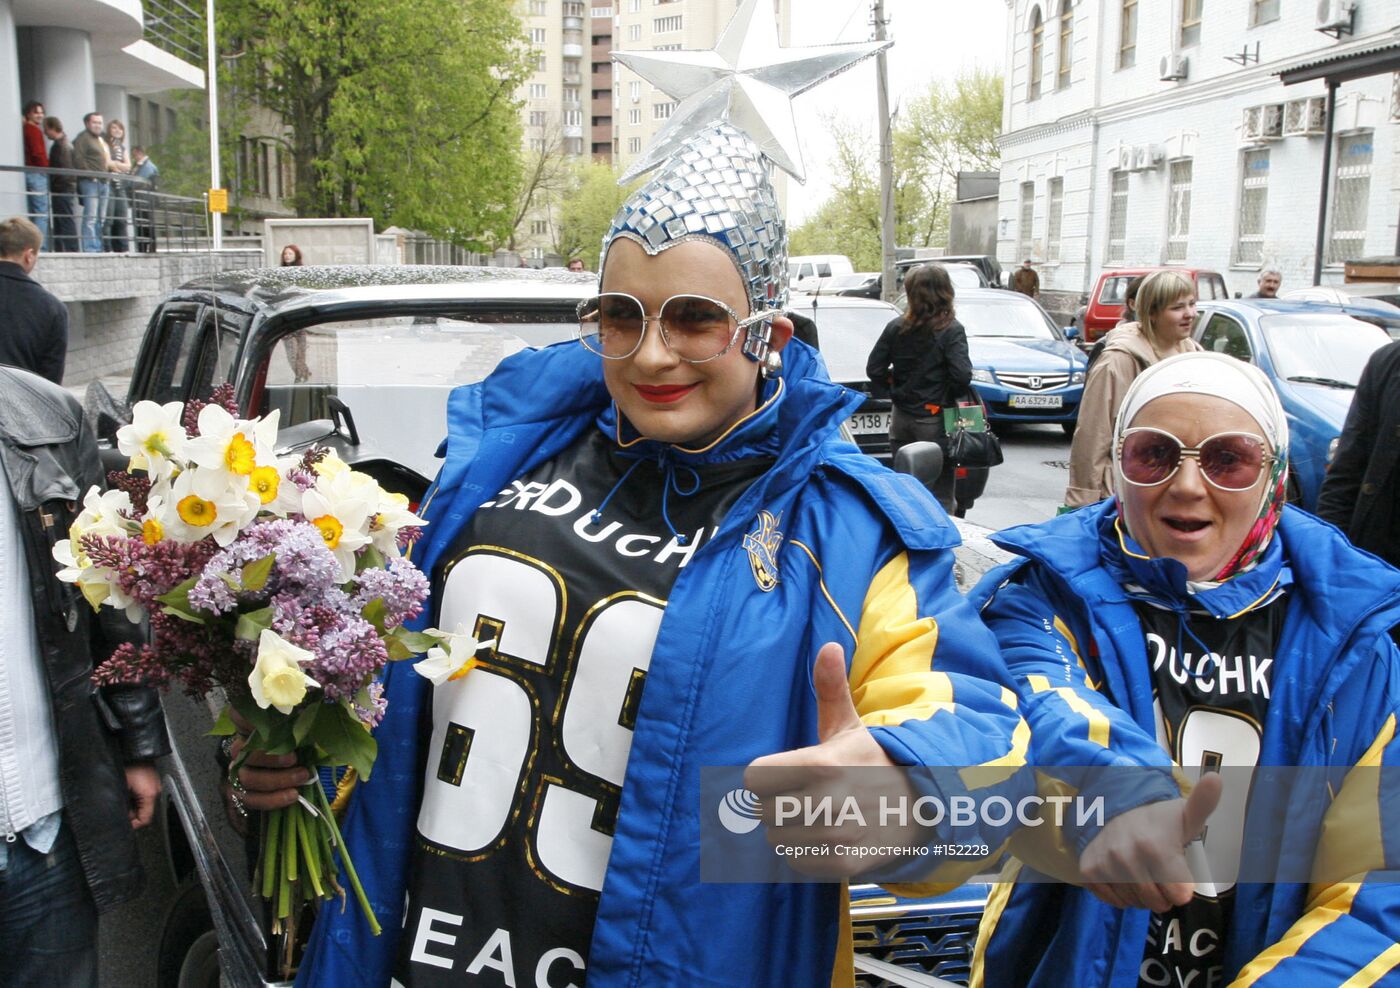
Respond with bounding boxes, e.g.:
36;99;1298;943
0;365;169;987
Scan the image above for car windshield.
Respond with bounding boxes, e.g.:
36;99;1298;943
1259;313;1390;387
958;296;1060;340
257;311;577;476
819;274;874;289
941;266;983;289
791;303;894;383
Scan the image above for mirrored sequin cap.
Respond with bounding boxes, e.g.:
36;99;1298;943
602;122;787;316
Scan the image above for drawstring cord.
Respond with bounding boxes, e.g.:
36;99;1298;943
589;448;702;545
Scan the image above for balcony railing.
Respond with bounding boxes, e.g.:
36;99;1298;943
143;0;206;66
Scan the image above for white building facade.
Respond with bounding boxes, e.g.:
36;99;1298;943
998;0;1400;301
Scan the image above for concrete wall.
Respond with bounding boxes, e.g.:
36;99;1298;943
32;250;262;387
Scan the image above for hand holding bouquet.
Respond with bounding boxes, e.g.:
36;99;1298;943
52;387;483;948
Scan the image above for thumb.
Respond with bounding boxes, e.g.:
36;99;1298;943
813;642;863;742
1182;771;1223;843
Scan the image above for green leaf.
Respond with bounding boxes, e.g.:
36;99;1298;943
242;553;276;591
234;606;275;642
156;577;205;623
293;702;321;746
355;544;385;575
361;597;388;634
208;705;238;737
311;702;378;781
396;630;440;653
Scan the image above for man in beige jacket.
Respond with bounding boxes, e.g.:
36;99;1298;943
1064;270;1204;508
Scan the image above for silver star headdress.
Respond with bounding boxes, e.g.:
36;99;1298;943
602;0;890;338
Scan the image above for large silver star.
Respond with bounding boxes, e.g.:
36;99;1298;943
613;0;890;183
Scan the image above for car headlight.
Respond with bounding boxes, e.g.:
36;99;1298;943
1327;437;1339;464
1071;370;1085;384
971;368;994;384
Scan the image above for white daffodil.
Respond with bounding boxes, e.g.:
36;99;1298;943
248;629;320;715
162;466;260;546
412;625;497;687
367;486;427;556
52;488;142;618
116;401;187;478
183;405;279;481
302;478;374;580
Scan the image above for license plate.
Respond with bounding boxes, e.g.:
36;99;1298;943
1008;394;1063;409
847;411;892;435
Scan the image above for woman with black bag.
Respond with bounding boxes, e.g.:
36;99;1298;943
866;262;971;512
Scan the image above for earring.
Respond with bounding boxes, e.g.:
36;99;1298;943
760;349;783;379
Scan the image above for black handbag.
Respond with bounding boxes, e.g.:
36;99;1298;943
944;391;1004;468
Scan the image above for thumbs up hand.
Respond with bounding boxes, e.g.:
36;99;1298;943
1079;770;1223;912
743;643;917;878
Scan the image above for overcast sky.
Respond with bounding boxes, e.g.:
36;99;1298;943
783;0;1008;225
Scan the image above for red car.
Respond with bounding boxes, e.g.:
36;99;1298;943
1080;267;1230;343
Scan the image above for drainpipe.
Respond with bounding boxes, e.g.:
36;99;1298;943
1312;79;1338;286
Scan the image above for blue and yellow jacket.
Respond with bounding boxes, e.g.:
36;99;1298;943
295;339;1028;987
969;500;1400;987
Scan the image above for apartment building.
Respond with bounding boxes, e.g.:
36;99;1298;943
998;0;1400;299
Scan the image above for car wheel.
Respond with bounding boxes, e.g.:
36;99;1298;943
157;876;218;988
1061;421;1077;438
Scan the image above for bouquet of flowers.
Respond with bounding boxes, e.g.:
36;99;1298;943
52;386;476;949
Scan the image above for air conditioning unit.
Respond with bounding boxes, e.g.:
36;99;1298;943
1159;53;1189;82
1145;145;1166;169
1316;0;1356;33
1114;144;1134;171
1283;96;1328;136
1241;105;1263;142
1261;103;1285;139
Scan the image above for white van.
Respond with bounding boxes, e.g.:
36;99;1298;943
789;254;854;293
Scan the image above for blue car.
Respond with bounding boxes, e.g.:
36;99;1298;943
956;288;1088;434
1193;299;1391;510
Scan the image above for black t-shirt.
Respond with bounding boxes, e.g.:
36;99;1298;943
1134;594;1287;988
394;428;769;986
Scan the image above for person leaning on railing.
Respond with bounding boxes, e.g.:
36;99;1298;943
72;112;110;253
44;117;78;253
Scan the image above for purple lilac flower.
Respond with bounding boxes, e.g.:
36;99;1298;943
189;518;340;614
351;681;388;729
313;617;390;702
351;556;429;628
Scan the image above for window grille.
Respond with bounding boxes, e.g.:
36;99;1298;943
1107;170;1129;264
1046;178;1064;261
1328;133;1372;264
1235;149;1269;266
1166;160;1192;263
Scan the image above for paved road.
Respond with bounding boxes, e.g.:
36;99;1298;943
963;421;1073;534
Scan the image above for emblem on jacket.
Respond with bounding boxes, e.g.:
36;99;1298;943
743;510;783;592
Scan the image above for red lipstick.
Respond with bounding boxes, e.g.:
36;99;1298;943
634;383;697;404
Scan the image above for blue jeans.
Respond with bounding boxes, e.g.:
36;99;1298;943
78;178;108;252
25;172;49;248
0;819;98;988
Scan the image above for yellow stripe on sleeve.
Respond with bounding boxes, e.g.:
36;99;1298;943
1025;675;1111;748
1339;944;1400;988
970;860;1021;988
1230;883;1360;984
1310;713;1397;888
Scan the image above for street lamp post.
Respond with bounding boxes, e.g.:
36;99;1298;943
206;0;222;250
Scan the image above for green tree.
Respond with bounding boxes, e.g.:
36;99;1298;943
216;0;531;247
789;70;1003;262
555;159;637;269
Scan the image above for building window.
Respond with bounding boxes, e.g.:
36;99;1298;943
1329;132;1373;263
1029;9;1044;100
628;108;641;124
1119;0;1136;68
628;23;641;41
530;138;546;152
1018;181;1035;260
565;137;584;155
628;136;642;153
530;0;547;14
1235;148;1269;266
1180;0;1202;48
563;87;580;104
1058;3;1073;89
531;28;547;44
629;81;641;102
628;0;639;10
653;101;675;120
1106;170;1128;263
530;83;548;99
1250;0;1279;25
1166;159;1192;264
1046;177;1064;261
563;109;583;126
529;110;548;127
654;43;682;50
563;1;584;15
534;53;547;70
532;220;549;236
654;15;682;33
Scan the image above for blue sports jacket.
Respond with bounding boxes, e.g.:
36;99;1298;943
968;500;1400;987
296;339;1028;987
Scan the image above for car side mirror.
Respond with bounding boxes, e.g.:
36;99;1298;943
1064;325;1080;340
892;441;944;496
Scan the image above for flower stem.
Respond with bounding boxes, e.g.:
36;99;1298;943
283;800;299;885
261;808;282;901
295;802;325;898
311;780;381;936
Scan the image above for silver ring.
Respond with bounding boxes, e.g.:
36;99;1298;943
230;772;246;794
230;790;247;818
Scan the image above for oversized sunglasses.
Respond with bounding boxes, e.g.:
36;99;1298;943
576;292;778;364
1117;428;1275;492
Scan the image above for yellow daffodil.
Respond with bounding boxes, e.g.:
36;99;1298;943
141;516;164;545
249;466;281;505
248;630;319;715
